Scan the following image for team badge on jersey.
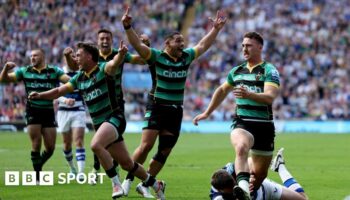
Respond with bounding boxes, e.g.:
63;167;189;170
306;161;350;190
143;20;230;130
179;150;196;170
255;72;262;81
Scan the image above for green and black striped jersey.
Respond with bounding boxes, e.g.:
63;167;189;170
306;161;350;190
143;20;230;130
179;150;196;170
147;47;196;105
15;65;64;109
99;48;133;105
68;62;121;126
227;61;280;121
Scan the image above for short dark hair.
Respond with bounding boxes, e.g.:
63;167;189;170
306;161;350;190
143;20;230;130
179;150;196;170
244;32;264;46
165;31;181;40
211;169;234;190
31;48;46;57
76;42;99;63
98;28;113;37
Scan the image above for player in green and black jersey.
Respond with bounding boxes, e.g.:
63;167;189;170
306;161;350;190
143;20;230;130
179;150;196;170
0;48;70;181
121;7;227;197
194;32;280;200
29;42;165;199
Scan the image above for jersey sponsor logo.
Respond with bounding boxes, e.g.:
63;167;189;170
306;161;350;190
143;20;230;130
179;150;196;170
163;70;187;78
242;85;262;93
83;89;102;101
28;82;54;89
270;69;279;83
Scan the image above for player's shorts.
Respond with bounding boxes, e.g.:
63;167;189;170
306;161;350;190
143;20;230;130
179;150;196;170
25;106;57;128
142;103;183;136
94;112;126;143
231;116;275;152
57;110;86;133
255;179;283;200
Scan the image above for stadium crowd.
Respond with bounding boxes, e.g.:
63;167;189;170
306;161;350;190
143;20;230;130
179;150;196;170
1;0;350;122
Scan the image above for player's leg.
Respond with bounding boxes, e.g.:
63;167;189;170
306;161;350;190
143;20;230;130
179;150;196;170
271;148;308;200
109;140;165;200
122;129;158;196
250;153;272;190
71;111;86;176
90;122;123;198
41;127;56;167
230;127;254;197
57;110;77;174
62;130;77;175
28;124;43;178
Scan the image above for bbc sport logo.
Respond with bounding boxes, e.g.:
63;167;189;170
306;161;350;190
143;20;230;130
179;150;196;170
5;171;106;186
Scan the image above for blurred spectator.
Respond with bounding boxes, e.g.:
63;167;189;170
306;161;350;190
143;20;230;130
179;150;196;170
1;0;350;122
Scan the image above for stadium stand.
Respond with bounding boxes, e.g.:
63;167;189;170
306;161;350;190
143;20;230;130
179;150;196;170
1;0;350;123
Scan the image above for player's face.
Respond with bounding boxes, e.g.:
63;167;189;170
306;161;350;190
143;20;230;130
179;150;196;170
242;38;262;61
167;34;185;58
98;32;113;54
76;48;90;71
30;50;44;67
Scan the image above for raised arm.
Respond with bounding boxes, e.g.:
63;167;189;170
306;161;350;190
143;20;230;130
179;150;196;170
29;83;73;101
122;7;151;59
193;10;227;58
104;40;128;76
193;82;234;125
63;47;79;71
0;62;17;83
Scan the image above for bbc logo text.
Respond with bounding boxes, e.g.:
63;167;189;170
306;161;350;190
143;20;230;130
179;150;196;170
5;171;106;186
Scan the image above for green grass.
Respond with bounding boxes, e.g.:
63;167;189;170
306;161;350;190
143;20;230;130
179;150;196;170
0;132;350;200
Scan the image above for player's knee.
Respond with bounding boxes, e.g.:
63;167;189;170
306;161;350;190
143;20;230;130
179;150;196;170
90;142;102;153
234;143;250;157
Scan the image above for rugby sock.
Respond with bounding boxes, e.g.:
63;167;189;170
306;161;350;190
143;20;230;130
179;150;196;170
279;164;304;193
76;148;85;173
126;172;135;181
143;174;156;187
105;167;121;185
93;154;100;171
31;151;42;180
41;150;53;166
63;149;75;170
236;172;250;194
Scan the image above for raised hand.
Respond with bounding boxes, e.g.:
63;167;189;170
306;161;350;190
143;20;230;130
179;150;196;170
209;10;227;30
3;62;16;71
121;7;132;27
192;112;210;126
118;40;128;55
63;47;74;56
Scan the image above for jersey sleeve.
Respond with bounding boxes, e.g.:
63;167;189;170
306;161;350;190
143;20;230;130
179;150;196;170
56;66;65;78
147;48;161;64
265;65;280;87
14;67;24;81
68;72;80;89
226;67;237;86
184;48;196;62
124;52;133;63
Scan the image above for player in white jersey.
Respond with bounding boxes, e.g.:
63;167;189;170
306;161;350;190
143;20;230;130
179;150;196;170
57;48;87;180
210;148;308;200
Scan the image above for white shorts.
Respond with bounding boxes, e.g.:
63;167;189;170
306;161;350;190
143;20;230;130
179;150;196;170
57;110;86;133
256;179;283;200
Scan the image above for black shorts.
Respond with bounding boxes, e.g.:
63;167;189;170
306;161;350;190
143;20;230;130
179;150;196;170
94;112;126;142
25;106;57;128
143;104;183;136
231;117;275;152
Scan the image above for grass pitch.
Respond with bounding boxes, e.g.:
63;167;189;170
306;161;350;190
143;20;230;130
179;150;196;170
0;132;349;200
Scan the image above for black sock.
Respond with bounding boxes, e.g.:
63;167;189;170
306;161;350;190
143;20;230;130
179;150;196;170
93;154;100;170
113;160;119;168
31;151;42;181
143;175;156;187
105;167;118;178
126;172;135;181
41;150;53;166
